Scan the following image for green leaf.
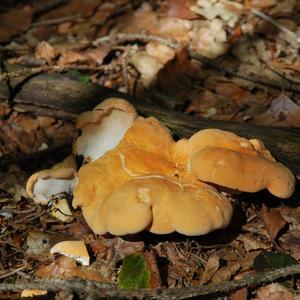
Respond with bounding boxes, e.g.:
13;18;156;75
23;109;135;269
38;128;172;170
69;70;91;85
118;253;150;289
253;251;297;272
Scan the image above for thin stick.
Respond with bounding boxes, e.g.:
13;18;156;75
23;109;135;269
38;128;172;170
251;8;299;44
32;14;81;27
0;65;107;81
1;264;300;299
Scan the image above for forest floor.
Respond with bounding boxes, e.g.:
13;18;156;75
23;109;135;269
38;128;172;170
0;0;300;299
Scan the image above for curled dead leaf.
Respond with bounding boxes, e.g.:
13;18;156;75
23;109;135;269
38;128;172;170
238;234;271;252
130;52;163;87
35;256;104;282
168;0;198;20
211;262;241;284
230;287;248;300
254;94;300;127
261;204;287;241
199;255;220;285
35;41;56;64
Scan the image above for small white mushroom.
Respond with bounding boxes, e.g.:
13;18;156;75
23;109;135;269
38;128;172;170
50;240;90;266
26;156;77;223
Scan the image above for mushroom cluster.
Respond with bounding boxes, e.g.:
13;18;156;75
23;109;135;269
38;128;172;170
26;98;295;236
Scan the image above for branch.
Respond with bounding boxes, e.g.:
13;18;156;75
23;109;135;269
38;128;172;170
1;73;299;175
1;264;300;299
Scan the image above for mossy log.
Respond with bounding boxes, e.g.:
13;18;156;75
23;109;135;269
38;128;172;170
0;73;299;175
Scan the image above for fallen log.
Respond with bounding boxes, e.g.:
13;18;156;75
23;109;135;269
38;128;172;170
0;73;300;175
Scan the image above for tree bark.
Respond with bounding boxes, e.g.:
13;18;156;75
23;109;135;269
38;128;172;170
1;73;300;175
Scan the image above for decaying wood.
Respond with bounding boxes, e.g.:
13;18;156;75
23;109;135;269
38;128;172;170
1;263;300;299
0;72;299;174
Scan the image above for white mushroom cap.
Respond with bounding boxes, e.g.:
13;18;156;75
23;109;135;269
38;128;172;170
50;240;90;266
73;98;137;162
26;156;77;205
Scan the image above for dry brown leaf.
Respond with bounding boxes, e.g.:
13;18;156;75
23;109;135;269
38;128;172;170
254;283;298;300
35;41;56;64
89;240;109;258
281;231;300;260
121;3;159;34
58;50;90;65
26;230;54;259
269;0;297;15
35;256;104;282
230;287;248;300
88;236;144;265
146;42;175;65
168;0;198;20
57;22;73;35
261;204;287;241
211;262;241;284
130;52;163;87
254;94;300;127
239;251;261;272
214;82;249;102
154;47;198;108
199;255;220;285
278;206;300;231
0;5;33;43
248;0;278;8
272;58;300;73
238;234;271;252
144;251;162;288
85;46;111;65
40;0;99;20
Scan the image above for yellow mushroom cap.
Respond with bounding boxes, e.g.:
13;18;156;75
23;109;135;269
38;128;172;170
73;115;229;236
50;240;90;266
191;147;295;199
187;128;257;156
89;177;232;236
21;289;47;298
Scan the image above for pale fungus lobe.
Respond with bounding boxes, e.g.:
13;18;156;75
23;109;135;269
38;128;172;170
73;98;138;163
179;129;295;198
50;240;90;266
21;289;48;298
27;98;296;237
99;177;232;236
73;110;233;236
26;155;78;205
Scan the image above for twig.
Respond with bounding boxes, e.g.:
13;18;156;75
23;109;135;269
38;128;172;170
188;50;300;93
33;0;69;16
99;32;300;94
116;33;181;49
2;32;300;93
1;264;300;299
0;266;27;280
251;8;300;44
0;65;106;82
32;14;82;27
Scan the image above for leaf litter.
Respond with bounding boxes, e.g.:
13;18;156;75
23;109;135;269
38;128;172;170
0;0;300;299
